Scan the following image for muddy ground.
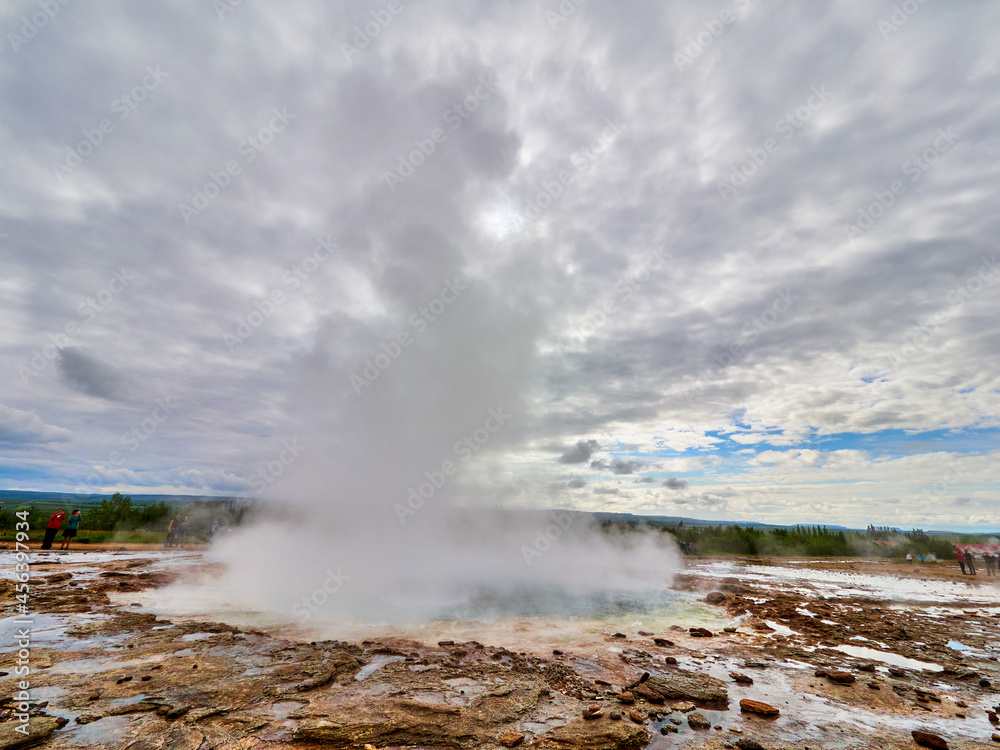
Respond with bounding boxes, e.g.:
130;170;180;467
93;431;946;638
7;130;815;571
2;553;999;750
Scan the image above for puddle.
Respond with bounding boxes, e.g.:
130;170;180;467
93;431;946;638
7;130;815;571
946;641;969;651
832;644;943;672
355;654;404;680
261;700;306;719
49;654;167;675
62;715;133;746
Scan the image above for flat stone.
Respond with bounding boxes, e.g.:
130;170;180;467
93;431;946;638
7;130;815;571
705;592;726;605
687;711;711;729
739;699;779;717
729;672;753;685
911;730;948;749
645;671;728;704
0;716;62;749
826;671;856;685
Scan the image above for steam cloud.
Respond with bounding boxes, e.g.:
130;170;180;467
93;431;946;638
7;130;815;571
209;58;680;626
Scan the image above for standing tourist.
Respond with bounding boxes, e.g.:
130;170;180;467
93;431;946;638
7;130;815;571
964;548;977;576
59;509;82;550
955;548;967;575
164;516;177;547
40;508;66;550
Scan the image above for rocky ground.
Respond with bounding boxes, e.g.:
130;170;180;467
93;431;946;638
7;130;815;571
2;552;999;749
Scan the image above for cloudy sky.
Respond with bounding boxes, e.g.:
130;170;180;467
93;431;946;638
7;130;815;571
2;0;999;531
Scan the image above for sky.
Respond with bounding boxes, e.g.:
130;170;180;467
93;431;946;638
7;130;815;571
1;0;999;531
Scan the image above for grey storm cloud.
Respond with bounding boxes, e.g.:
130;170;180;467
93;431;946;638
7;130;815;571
591;458;644;475
663;476;689;490
57;348;133;402
567;478;586;489
558;439;600;464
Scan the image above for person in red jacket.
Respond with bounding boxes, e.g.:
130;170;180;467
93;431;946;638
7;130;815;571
40;508;66;550
954;548;966;574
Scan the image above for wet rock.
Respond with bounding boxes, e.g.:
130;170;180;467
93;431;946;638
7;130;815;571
664;657;677;665
644;671;729;704
637;631;652;636
687;711;711;729
911;729;948;749
552;649;564;655
858;663;876;672
583;705;603;720
991;733;1000;743
616;692;635;704
724;627;738;633
689;627;714;637
628;710;645;724
982;678;992;688
653;638;674;647
672;702;695;713
739;699;779;717
632;684;664;704
611;632;627;639
705;592;727;605
867;681;880;690
497;731;524;747
659;724;678;734
826;671;856;685
534;716;649;749
749;617;773;632
988;710;998;724
736;740;766;750
889;667;907;678
609;711;621;721
164;705;191;720
0;716;62;748
729;672;753;685
623;672;650;691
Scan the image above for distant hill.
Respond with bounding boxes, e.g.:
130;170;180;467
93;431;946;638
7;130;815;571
0;490;243;511
0;490;959;534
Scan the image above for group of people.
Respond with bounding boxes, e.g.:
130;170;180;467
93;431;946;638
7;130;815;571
956;547;997;576
163;515;189;547
678;541;698;555
40;508;83;550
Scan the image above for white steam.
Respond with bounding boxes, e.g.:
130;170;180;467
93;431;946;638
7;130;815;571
210;54;681;627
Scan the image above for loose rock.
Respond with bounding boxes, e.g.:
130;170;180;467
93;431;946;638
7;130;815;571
740;699;779;717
